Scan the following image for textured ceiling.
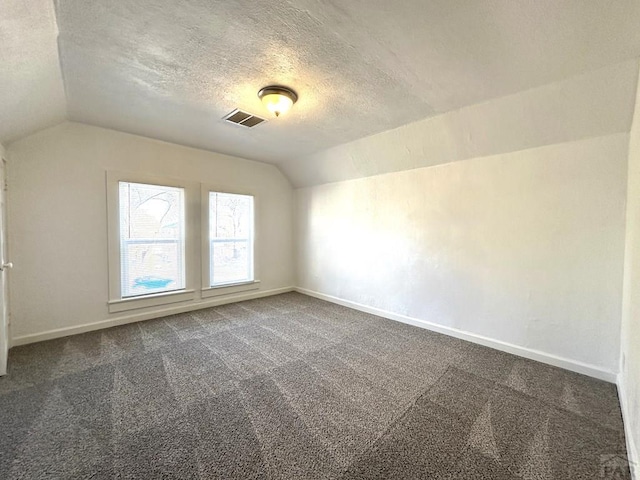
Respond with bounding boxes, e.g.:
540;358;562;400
53;0;640;164
0;0;66;144
2;1;640;169
283;60;640;187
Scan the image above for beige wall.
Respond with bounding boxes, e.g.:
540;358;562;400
296;133;628;376
621;66;640;474
6;122;294;340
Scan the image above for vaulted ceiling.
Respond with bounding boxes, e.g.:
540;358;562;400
2;0;640;177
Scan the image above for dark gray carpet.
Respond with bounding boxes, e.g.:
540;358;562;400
0;292;629;479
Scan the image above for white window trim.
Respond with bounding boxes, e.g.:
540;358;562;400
200;184;260;295
106;171;199;313
201;280;261;299
108;289;196;313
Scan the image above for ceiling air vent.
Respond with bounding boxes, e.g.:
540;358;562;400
223;109;266;128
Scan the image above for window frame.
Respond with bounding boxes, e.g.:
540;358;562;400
106;171;198;313
200;184;260;298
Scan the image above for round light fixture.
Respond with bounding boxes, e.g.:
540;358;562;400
258;86;298;117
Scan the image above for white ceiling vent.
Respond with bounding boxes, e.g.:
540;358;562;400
223;109;266;128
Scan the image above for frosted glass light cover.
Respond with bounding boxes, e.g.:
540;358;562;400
261;93;294;116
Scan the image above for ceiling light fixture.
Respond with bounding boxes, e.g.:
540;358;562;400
258;86;298;117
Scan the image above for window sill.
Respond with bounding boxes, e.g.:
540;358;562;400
108;289;196;313
201;280;260;298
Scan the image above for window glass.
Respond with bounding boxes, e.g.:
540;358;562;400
119;182;185;297
209;192;254;286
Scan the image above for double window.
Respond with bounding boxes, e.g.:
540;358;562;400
107;173;256;312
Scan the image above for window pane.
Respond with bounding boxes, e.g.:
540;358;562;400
209;192;253;286
119;182;185;297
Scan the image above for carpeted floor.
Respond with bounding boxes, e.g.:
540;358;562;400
0;292;629;479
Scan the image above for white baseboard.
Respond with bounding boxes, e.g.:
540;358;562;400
617;374;639;480
295;287;617;383
11;286;294;347
11;284;618;383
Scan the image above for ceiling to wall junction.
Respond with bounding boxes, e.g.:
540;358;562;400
2;0;640;185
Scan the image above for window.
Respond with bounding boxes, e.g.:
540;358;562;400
208;192;254;287
107;172;259;312
107;173;197;313
119;182;185;297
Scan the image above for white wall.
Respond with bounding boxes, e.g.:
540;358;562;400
620;67;640;474
296;132;628;376
7;122;294;341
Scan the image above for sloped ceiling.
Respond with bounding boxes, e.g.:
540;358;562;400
2;1;640;181
0;0;67;144
283;60;640;187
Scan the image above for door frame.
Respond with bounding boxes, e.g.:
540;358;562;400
0;152;9;376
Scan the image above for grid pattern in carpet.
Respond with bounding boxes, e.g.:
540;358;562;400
0;292;629;479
